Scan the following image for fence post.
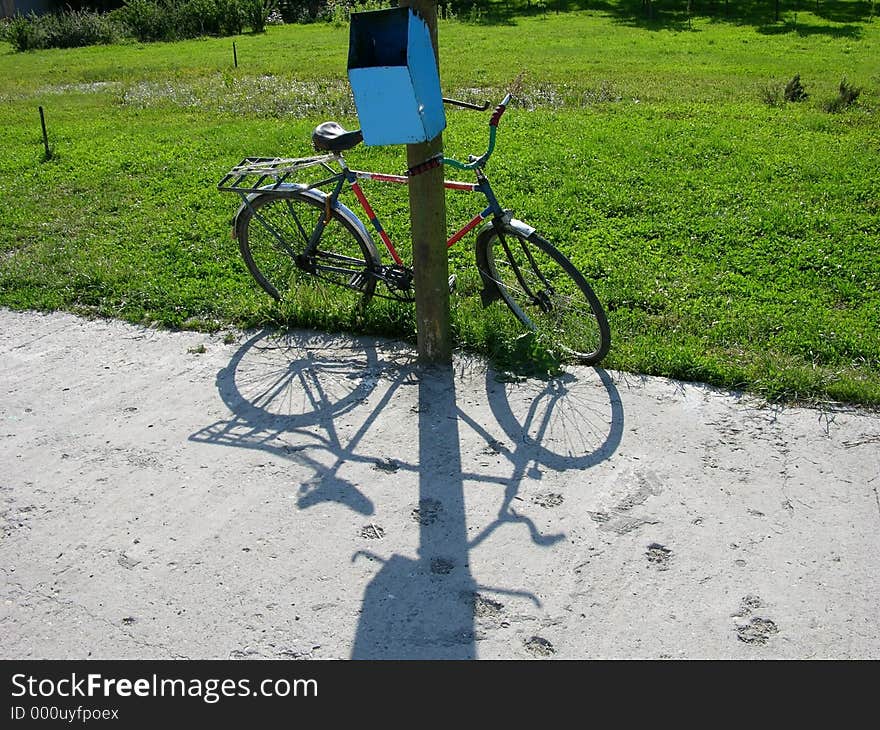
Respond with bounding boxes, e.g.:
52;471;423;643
399;0;451;365
38;106;51;160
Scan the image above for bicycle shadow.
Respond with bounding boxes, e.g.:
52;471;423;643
190;329;403;516
189;328;623;658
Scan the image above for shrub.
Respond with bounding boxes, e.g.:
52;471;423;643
760;82;783;108
41;9;120;49
118;0;177;42
783;74;808;103
321;0;391;26
823;78;861;113
277;0;325;24
4;14;48;51
4;0;278;50
242;0;278;33
2;10;120;51
177;0;224;37
218;0;246;35
266;8;284;24
761;74;808;108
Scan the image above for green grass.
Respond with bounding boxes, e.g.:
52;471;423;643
1;6;878;405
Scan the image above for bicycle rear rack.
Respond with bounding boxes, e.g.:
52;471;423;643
217;155;338;195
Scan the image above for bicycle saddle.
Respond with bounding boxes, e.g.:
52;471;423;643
312;122;363;152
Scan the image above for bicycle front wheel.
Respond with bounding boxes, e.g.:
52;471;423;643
235;189;379;305
476;222;610;365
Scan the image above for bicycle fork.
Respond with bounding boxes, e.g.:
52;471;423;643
497;228;556;314
476;180;555;313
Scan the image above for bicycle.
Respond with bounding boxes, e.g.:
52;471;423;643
217;94;611;365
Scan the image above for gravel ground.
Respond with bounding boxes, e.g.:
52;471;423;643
2;308;878;659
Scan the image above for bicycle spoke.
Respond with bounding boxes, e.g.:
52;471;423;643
250;205;302;260
284;196;311;244
478;225;610;364
497;229;541;307
237;191;378;304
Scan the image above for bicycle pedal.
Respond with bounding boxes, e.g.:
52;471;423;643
348;272;369;290
448;274;456;293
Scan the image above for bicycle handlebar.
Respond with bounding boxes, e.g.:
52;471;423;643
442;97;490;111
443;93;512;171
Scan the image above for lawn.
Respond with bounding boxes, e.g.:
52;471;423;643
1;4;878;404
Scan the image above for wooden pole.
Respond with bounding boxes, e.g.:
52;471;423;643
38;106;50;160
400;0;451;365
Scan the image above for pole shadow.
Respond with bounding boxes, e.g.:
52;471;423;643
351;365;477;657
189;328;624;658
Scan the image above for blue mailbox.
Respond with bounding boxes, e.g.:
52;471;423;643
347;7;447;146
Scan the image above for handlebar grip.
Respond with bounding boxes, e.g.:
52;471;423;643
489;94;513;127
489;103;507;127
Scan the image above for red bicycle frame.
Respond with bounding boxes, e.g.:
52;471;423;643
343;166;497;267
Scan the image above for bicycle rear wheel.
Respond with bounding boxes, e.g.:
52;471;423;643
476;222;610;365
235;189;379;305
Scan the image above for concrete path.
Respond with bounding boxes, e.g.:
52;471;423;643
1;308;878;659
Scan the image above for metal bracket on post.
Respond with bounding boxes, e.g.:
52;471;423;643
406;153;444;178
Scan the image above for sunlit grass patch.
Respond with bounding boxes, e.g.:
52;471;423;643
1;7;878;405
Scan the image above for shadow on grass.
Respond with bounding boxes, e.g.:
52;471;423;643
455;0;876;35
756;20;864;37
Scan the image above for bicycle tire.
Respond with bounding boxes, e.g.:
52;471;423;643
476;222;611;365
235;189;380;305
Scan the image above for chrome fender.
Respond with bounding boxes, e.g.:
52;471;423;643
474;213;537;307
234;183;376;249
475;211;536;240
